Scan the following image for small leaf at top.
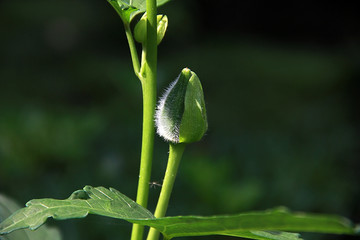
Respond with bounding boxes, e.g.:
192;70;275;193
107;0;139;24
107;0;171;24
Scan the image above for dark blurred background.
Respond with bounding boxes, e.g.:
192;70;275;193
0;0;359;239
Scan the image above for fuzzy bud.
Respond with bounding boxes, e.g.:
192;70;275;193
155;68;208;144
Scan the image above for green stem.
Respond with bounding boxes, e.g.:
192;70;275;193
124;23;141;78
130;74;157;240
144;0;157;81
131;0;158;240
147;143;186;240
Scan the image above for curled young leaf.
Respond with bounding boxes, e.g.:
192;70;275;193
134;13;168;45
155;68;208;144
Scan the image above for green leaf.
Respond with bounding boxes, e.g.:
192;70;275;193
228;231;302;240
0;194;61;240
155;0;170;7
0;186;154;234
134;207;357;239
107;0;171;23
126;0;171;12
1;187;358;240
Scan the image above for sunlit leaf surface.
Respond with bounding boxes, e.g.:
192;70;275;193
0;186;154;234
0;187;358;240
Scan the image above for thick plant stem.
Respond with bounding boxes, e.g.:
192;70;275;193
131;76;157;240
147;143;186;240
131;0;158;240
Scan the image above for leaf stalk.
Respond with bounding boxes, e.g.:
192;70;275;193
124;23;142;79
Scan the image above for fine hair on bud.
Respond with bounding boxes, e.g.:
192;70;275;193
155;68;207;144
155;72;188;143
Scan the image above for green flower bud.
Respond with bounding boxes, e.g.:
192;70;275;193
134;13;168;45
155;68;208;144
